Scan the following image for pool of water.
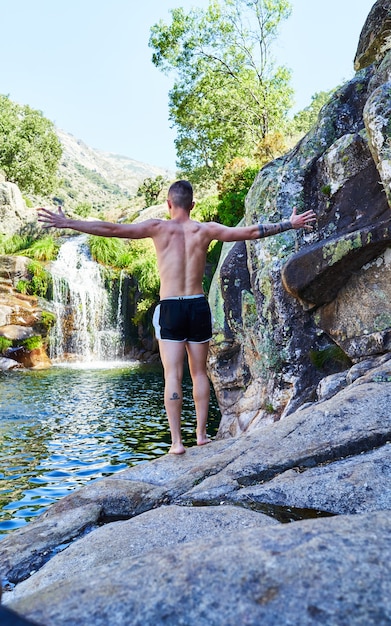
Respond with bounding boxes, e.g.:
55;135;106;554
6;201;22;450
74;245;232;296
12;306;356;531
0;363;221;537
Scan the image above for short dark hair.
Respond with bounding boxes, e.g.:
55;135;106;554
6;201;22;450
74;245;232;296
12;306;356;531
168;180;193;210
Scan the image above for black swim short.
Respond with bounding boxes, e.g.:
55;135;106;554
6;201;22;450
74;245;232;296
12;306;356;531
153;295;212;343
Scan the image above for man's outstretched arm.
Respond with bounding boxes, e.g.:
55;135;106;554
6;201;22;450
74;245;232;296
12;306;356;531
207;207;317;243
37;207;158;239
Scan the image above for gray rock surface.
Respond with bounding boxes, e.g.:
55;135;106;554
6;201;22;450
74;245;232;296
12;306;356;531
1;356;391;624
208;0;391;436
5;512;391;626
5;505;278;605
0;183;37;238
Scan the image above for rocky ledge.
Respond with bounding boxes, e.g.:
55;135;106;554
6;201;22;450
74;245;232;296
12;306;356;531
1;355;391;625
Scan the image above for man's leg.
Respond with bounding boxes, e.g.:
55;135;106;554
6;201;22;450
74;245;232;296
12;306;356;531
186;341;211;446
158;339;187;454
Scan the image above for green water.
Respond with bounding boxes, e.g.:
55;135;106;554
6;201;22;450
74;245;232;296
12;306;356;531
0;363;221;537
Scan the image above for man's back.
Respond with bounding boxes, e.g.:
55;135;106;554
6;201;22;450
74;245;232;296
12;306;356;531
152;215;211;299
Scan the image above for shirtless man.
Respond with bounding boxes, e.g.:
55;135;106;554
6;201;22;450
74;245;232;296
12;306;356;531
38;180;316;454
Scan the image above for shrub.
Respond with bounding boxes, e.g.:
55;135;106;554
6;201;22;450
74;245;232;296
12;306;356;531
0;336;12;354
74;202;93;218
254;131;287;166
88;236;160;324
0;234;33;255
0;234;59;261
40;311;56;332
217;158;259;227
22;236;60;262
88;236;129;268
15;261;53;299
192;194;219;223
126;240;160;296
21;336;43;351
16;280;29;294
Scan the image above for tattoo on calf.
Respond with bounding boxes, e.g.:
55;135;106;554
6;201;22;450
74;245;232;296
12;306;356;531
170;392;181;401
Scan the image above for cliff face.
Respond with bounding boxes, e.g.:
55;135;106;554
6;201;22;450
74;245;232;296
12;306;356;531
209;0;391;437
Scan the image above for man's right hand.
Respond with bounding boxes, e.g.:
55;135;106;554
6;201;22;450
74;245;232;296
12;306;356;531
37;207;68;229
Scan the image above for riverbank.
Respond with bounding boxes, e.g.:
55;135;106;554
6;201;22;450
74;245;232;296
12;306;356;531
1;354;390;624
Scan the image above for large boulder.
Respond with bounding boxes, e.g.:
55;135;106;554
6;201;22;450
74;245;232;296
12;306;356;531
1;356;391;625
354;0;391;70
5;511;391;626
0;183;37;237
209;0;391;436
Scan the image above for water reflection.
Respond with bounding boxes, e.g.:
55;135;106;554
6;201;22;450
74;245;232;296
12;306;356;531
0;363;221;536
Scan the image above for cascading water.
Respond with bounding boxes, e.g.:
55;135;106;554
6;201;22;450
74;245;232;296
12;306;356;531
49;235;124;363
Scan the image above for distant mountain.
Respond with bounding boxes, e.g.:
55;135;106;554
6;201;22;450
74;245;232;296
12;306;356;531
53;129;175;214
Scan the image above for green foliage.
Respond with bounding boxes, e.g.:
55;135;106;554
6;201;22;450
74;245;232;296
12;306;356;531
74;202;93;217
0;336;12;354
0;233;59;262
132;297;156;326
88;236;130;268
15;279;29;294
217;158;260;226
321;184;332;197
122;239;160;322
21;336;43;351
309;345;352;371
290;90;335;135
149;0;293;180
88;236;160;323
22;236;60;262
126;240;160;296
23;196;34;208
40;311;56;332
206;240;223;266
137;175;167;207
0;233;33;255
191;194;219;222
0;94;62;194
15;261;53;299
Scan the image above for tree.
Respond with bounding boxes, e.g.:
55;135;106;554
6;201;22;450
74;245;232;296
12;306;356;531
137;175;167;207
217;157;260;226
290;90;335;136
149;0;293;181
0;95;62;195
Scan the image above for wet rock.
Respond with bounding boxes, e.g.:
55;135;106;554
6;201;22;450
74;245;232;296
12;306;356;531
0;357;21;371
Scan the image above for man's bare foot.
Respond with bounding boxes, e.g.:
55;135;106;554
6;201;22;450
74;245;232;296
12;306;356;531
168;442;186;455
197;436;211;446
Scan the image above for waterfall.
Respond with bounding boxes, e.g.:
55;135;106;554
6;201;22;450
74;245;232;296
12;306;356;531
49;236;124;363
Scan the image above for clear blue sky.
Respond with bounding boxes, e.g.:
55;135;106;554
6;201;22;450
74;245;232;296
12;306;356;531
0;0;375;171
